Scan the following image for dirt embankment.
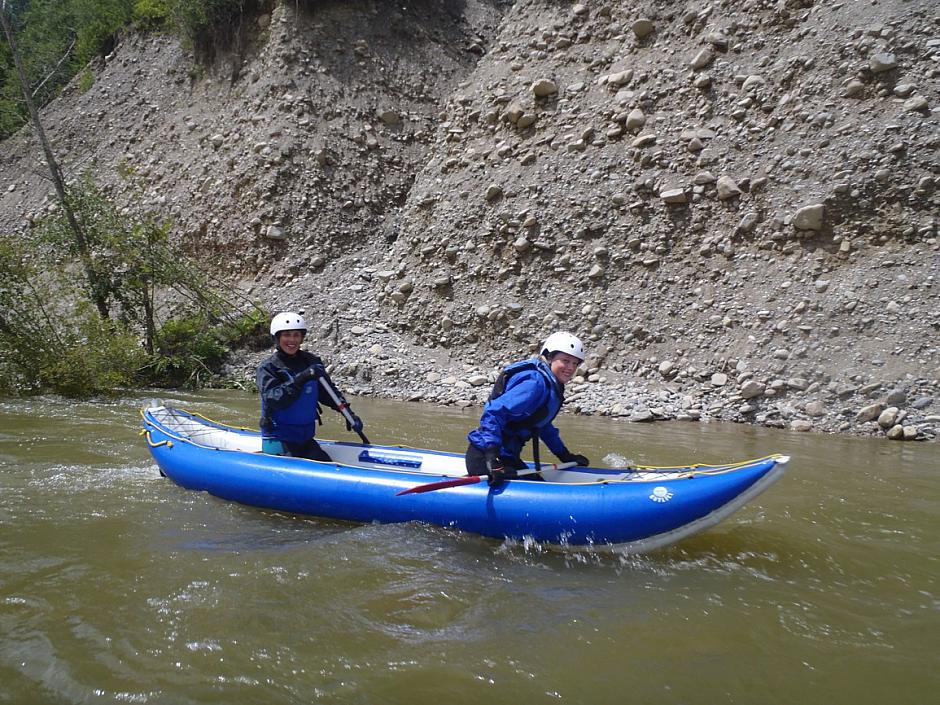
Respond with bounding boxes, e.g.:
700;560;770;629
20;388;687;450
1;0;938;441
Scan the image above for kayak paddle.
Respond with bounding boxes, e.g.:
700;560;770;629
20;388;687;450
396;461;578;495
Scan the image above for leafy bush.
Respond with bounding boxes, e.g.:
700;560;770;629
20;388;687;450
0;241;144;398
41;309;147;398
76;66;93;93
221;307;270;351
131;0;171;29
69;0;134;68
142;314;229;388
0;175;266;397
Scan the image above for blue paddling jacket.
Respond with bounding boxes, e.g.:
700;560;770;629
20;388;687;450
467;359;567;460
257;350;338;443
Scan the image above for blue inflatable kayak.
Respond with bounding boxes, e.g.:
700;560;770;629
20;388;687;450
141;404;789;552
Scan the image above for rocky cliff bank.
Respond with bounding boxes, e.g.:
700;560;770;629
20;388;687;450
1;0;938;441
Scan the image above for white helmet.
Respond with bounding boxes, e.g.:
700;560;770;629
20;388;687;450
541;331;585;361
270;311;307;336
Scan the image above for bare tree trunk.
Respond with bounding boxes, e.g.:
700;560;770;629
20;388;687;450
0;3;110;319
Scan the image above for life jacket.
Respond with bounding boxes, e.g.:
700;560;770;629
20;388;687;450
261;355;321;443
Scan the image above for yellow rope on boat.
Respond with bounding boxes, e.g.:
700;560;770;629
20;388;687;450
639;453;786;473
139;406;255;433
179;409;256;432
141;430;173;448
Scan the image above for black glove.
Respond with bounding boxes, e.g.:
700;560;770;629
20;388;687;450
487;466;507;487
558;449;590;466
484;447;506;486
294;363;325;385
345;412;363;433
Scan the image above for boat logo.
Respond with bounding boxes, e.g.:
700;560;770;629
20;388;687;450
649;486;673;503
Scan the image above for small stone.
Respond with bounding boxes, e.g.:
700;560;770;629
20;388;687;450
788;378;809;391
660;188;687;204
531;79;558;97
607;70;633;87
843;79;865;98
805;401;827;417
624;108;646;130
716;176;742;200
877;407;900;429
893;84;915;98
885;389;907;406
793;203;825;231
742;75;766;91
903;95;929;113
869;53;897;73
741;380;765;400
484;184;503;201
856;402;885;423
632;18;655;39
691;48;714;70
693;171;717;185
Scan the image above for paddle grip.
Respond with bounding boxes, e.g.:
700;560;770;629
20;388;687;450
318;376;370;444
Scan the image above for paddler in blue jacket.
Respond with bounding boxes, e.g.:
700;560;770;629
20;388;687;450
466;332;590;484
257;311;363;461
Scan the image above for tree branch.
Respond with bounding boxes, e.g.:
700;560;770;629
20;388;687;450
32;37;77;99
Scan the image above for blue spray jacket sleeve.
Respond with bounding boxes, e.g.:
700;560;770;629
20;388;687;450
538;421;565;458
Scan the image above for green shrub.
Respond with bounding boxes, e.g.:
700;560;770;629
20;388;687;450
143;314;229;388
220;307;270;351
76;67;94;93
1;175;265;398
42;312;147;398
131;0;171;30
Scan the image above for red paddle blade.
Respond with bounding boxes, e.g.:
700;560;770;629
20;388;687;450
396;475;482;496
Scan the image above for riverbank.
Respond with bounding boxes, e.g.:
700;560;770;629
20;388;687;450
230;329;939;442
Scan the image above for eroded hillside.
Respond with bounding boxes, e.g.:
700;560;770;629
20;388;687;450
1;0;938;440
